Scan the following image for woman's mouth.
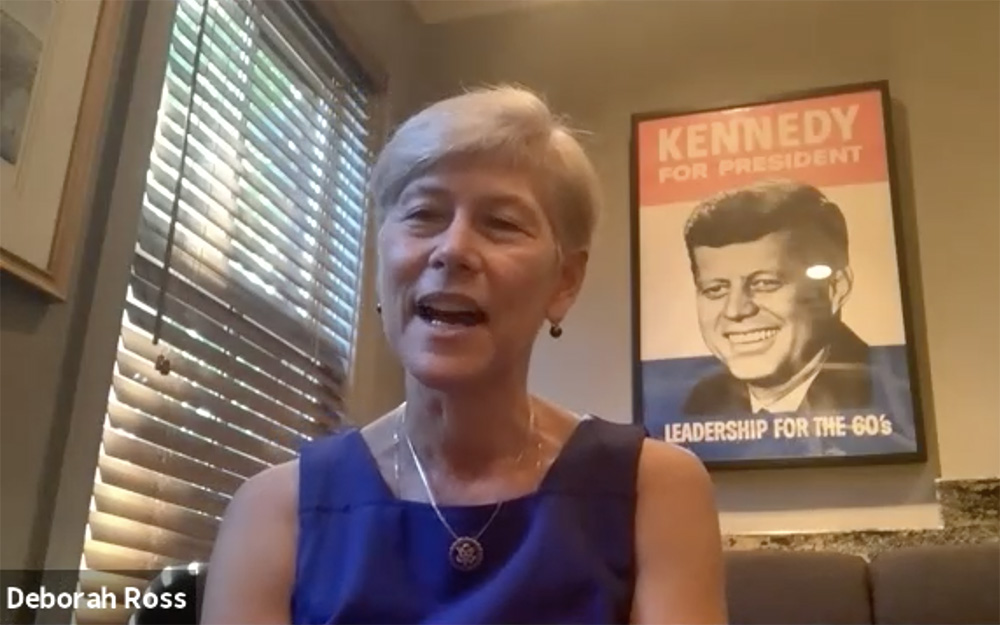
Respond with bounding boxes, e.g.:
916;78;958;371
415;293;488;328
417;304;487;327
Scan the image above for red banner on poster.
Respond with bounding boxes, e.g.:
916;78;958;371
636;90;888;205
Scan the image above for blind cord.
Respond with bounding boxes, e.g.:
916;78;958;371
152;0;212;375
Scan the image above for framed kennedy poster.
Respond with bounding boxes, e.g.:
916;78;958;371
629;81;927;470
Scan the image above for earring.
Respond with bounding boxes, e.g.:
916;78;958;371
549;322;563;338
376;303;382;315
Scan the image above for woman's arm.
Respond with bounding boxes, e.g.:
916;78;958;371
200;460;298;625
631;440;728;624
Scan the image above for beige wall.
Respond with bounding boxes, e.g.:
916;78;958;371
418;0;999;532
0;275;79;574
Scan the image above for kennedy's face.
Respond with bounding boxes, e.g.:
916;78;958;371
376;161;581;389
692;230;836;386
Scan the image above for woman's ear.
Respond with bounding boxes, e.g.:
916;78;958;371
546;249;589;322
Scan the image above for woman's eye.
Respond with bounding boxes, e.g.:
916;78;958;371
405;206;441;221
488;216;520;231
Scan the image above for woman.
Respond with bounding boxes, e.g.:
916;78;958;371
201;86;727;624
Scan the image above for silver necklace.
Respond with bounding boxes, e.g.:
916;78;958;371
395;407;536;572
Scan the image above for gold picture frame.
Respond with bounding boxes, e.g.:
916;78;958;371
0;0;126;299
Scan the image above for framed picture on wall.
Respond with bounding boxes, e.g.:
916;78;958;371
629;81;927;470
0;0;125;299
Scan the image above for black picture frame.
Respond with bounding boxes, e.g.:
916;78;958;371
629;80;927;471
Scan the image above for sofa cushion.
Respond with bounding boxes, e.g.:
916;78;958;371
725;549;873;624
869;543;1000;624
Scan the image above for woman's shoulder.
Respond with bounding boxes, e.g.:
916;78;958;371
635;435;715;512
578;412;707;477
231;458;300;516
203;462;299;623
630;432;726;623
572;412;711;497
636;425;710;477
231;423;381;516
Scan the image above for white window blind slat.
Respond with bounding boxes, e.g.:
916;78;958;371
163;43;371;199
84;539;181;576
128;258;345;402
193;29;347;163
88;509;213;564
111;369;297;466
131;247;346;381
160;54;367;246
122;293;335;423
136;207;354;356
112;317;315;451
158;46;369;227
244;0;370;131
161;5;368;273
80;1;372;619
141;176;358;331
117;324;329;441
178;11;364;200
148;125;361;290
100;427;244;497
106;398;270;481
120;302;333;431
98;455;230;519
92;482;221;545
109;374;306;462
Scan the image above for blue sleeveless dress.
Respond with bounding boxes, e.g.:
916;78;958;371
291;416;647;624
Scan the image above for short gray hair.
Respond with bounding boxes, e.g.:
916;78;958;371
368;85;602;255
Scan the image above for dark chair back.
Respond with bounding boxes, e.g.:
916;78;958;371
724;549;873;624
869;543;1000;624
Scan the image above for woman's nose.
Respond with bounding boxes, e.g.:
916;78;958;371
428;213;482;273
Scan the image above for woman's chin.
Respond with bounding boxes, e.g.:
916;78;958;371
404;354;492;390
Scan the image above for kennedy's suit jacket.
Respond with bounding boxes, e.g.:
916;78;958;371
682;322;872;417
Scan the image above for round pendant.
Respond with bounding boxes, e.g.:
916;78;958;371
449;536;484;571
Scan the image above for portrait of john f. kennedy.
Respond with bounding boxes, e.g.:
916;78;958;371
680;179;873;418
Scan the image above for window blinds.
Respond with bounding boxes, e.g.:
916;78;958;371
75;0;372;621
